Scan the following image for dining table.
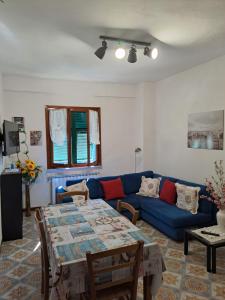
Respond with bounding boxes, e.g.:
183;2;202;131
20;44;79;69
41;198;165;300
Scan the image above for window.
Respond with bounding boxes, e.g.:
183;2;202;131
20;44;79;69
45;106;101;169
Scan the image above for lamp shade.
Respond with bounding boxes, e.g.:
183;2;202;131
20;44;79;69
128;46;137;63
95;41;107;60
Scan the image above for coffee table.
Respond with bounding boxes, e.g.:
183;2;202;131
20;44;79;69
184;225;225;273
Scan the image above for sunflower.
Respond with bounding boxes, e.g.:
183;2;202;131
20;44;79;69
16;161;21;168
21;167;28;175
30;171;35;178
27;163;36;171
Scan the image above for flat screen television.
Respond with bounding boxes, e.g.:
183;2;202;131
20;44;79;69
2;120;20;156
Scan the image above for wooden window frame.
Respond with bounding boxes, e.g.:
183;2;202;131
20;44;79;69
45;105;102;169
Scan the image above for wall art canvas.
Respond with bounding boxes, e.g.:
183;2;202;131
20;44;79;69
30;130;42;146
12;117;25;132
188;110;224;150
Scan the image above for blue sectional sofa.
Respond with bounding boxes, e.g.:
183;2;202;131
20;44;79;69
56;171;217;241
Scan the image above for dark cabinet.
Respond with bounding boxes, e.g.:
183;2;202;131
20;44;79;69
0;170;23;241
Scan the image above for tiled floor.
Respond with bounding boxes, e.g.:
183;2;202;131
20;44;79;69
0;215;225;299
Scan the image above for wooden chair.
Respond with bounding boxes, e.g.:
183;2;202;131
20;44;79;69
83;240;144;300
56;190;88;204
34;209;51;300
117;200;139;225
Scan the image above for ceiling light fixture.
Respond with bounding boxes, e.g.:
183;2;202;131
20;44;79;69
128;45;137;63
150;47;158;60
94;40;107;60
95;35;158;63
144;46;158;60
115;47;125;59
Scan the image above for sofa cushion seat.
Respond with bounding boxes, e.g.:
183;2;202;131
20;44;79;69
106;193;142;210
140;197;212;228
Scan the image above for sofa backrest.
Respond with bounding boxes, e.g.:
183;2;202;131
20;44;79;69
121;171;153;194
153;173;177;191
88;171;154;199
153;174;217;219
176;178;217;219
55;171;154;200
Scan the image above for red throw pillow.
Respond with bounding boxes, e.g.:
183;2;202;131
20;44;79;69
100;178;125;201
160;179;177;204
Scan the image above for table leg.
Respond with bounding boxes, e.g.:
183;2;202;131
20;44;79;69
143;275;153;300
207;246;211;272
212;247;216;273
184;231;189;255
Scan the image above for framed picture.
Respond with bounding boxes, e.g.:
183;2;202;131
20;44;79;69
188;110;224;150
12;117;25;132
30;131;42;146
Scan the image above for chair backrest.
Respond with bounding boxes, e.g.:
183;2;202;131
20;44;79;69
34;209;49;271
117;200;139;225
86;240;144;300
56;190;88;203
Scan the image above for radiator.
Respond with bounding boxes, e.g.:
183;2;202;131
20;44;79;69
50;171;100;204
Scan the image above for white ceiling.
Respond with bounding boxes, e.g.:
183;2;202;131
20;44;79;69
1;0;225;83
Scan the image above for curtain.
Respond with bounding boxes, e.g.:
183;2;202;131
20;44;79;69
89;110;100;145
49;109;67;146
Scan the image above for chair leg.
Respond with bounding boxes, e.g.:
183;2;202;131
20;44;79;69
44;268;49;300
41;250;44;294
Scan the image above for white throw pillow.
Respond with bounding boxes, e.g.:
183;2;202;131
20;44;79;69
137;176;161;198
175;183;200;214
64;180;87;192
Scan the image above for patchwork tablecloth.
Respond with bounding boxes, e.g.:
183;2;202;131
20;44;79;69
42;199;165;299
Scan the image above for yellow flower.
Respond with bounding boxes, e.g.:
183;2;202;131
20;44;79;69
16;161;21;168
30;171;35;178
25;159;31;164
27;163;35;171
22;168;28;174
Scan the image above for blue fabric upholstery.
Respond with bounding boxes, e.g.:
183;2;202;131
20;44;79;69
153;173;177;192
86;178;103;199
55;170;217;241
140;197;211;228
56;186;67;193
66;179;84;186
141;210;186;241
106;194;141;210
60;197;73;203
121;171;153;194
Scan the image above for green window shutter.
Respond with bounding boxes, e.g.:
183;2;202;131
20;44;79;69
53;139;68;164
71;111;88;164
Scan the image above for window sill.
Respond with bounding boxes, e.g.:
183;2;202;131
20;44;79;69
46;165;102;179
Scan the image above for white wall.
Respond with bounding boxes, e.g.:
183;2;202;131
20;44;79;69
151;55;225;184
3;75;142;207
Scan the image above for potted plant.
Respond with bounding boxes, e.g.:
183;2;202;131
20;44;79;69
206;160;225;230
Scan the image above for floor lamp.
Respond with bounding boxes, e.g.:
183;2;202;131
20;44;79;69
134;147;142;173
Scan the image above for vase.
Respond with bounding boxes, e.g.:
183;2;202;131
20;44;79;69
25;184;31;217
216;209;225;231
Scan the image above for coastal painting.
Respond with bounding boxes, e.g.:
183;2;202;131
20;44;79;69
188;110;224;150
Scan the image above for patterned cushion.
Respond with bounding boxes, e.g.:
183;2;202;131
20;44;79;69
175;183;200;214
64;180;87;192
137;176;160;198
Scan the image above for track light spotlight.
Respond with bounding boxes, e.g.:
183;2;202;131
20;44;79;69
128;45;137;63
115;47;126;59
144;46;150;57
150;47;158;60
95;40;107;60
144;47;158;60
